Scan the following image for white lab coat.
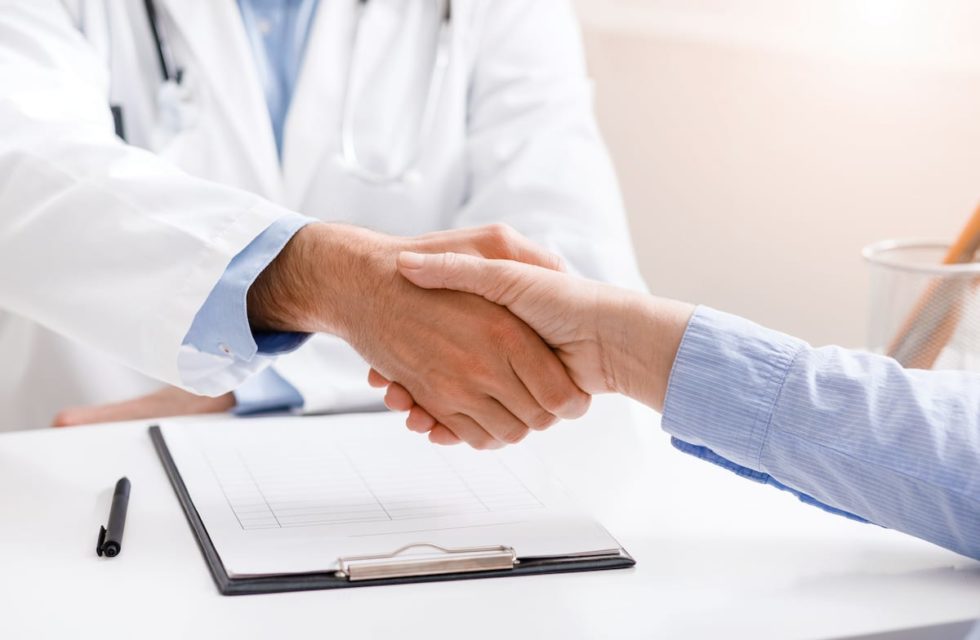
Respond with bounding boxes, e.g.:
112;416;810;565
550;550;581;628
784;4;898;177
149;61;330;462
0;0;643;430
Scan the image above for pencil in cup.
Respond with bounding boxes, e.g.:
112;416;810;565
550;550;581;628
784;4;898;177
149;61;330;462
876;206;980;369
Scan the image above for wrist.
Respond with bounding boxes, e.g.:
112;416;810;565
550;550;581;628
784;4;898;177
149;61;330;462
599;291;694;411
247;223;395;337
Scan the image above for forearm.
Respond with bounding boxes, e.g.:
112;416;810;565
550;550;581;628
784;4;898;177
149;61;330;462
764;343;980;558
247;223;395;339
661;307;980;559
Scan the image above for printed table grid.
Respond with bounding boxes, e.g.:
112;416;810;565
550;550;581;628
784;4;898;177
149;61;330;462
207;441;543;531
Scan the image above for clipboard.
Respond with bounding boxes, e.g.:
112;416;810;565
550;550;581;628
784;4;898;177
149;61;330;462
150;426;636;595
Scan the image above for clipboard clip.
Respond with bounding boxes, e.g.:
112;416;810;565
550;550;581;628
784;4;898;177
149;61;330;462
335;543;518;582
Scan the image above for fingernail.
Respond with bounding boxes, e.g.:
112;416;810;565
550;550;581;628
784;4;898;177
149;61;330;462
398;251;426;269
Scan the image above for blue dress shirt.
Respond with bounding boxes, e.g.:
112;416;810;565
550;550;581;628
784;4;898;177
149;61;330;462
183;0;320;413
238;0;320;155
663;306;980;560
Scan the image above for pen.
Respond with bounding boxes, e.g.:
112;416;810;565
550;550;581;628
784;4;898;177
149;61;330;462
96;477;131;558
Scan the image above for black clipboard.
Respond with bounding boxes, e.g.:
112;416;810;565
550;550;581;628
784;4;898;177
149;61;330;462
149;426;636;595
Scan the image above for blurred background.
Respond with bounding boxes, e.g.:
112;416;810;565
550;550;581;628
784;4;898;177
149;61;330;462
573;0;980;347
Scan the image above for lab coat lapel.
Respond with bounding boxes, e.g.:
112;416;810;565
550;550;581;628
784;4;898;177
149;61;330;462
157;0;284;202
281;0;357;209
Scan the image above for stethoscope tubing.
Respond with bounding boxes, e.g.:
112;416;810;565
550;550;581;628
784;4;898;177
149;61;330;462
340;0;452;185
144;0;182;84
141;0;450;184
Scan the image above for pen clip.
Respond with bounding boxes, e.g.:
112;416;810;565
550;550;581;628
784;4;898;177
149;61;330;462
96;525;107;557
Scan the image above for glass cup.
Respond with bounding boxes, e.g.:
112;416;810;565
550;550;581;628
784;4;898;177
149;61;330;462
863;239;980;372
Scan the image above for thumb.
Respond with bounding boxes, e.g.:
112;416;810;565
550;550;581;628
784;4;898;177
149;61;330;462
397;251;527;306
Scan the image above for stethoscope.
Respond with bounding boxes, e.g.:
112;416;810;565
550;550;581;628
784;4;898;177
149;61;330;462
140;0;453;185
144;0;183;86
109;0;189;142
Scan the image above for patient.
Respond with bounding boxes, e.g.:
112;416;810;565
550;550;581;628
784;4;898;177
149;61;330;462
371;250;980;561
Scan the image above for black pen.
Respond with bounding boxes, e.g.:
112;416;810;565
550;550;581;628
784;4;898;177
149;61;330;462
97;477;131;558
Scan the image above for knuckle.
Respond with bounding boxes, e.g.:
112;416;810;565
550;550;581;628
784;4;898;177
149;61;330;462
546;252;567;273
441;250;463;274
481;223;517;254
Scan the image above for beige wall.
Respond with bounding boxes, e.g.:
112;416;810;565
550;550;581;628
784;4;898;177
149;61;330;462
576;1;980;346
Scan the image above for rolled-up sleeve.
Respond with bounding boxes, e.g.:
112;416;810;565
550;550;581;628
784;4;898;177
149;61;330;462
178;214;315;396
662;306;980;559
183;214;314;360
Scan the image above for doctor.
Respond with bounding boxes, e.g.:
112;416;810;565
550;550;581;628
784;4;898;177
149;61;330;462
0;1;642;431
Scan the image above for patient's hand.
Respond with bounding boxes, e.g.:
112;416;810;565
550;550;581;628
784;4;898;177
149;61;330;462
374;252;693;444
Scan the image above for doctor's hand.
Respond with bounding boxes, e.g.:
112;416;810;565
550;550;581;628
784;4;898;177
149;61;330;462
375;252;694;445
248;223;591;449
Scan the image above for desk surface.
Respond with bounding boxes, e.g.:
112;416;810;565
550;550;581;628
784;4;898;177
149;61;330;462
1;397;978;640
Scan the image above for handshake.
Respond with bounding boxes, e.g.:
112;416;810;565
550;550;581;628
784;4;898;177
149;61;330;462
247;222;692;450
55;223;693;445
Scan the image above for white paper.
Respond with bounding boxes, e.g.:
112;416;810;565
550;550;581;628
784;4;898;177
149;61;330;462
159;414;622;577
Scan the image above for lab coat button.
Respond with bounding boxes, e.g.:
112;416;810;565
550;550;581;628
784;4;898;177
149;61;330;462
219;344;232;355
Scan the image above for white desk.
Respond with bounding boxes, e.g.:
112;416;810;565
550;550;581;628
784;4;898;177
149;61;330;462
1;396;977;639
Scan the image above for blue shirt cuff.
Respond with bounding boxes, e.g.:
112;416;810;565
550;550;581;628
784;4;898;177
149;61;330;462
234;367;305;415
662;306;863;521
183;214;315;361
661;306;804;470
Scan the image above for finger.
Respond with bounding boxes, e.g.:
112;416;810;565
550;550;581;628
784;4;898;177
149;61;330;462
477;223;566;272
464;397;532;446
417;224;565;272
367;368;390;388
491;371;560;433
511;338;592;421
406;405;437;433
384;383;415;412
479;318;588;426
398;251;540;309
439;413;504;450
428;425;462;446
